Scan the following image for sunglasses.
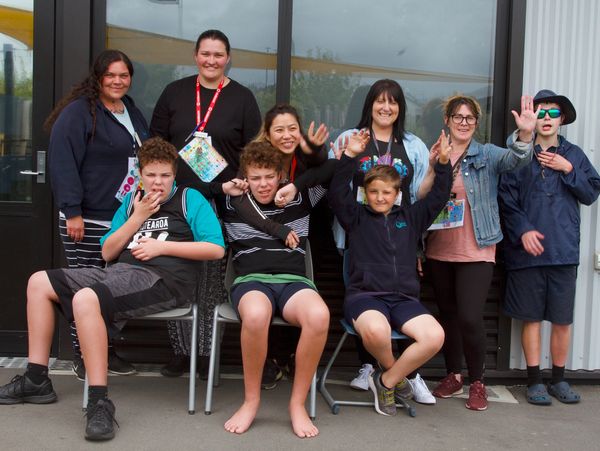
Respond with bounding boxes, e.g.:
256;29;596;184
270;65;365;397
537;108;561;119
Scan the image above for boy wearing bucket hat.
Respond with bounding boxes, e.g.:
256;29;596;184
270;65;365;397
499;89;600;405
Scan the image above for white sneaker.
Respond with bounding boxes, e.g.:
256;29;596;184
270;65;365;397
410;373;436;405
350;363;374;391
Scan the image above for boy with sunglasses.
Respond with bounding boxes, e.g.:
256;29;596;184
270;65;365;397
499;89;600;405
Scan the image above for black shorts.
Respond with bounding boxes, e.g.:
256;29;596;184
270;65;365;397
344;292;430;331
503;265;577;324
47;263;178;334
230;281;315;319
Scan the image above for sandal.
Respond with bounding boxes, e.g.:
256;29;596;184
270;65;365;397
526;383;552;405
547;381;581;404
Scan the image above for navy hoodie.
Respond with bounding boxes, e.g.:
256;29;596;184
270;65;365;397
48;95;149;221
328;154;451;299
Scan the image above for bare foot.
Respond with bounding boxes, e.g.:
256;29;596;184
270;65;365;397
224;400;260;434
289;403;319;438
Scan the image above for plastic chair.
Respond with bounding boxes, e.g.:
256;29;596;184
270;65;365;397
204;242;317;419
83;265;202;414
318;319;416;417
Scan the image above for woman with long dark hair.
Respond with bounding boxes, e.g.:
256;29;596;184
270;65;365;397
46;49;149;379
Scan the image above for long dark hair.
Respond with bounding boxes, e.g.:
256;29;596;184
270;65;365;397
356;79;407;142
44;49;134;134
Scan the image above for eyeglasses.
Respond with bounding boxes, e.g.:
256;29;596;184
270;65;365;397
450;114;477;125
537;108;561;119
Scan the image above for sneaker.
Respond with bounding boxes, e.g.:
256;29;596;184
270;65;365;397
394;377;414;402
350;363;373;391
465;380;488;411
433;373;464;398
368;369;397;416
72;355;86;382
410;373;436;405
160;356;189;377
108;350;136;376
261;359;283;390
85;398;118;441
0;374;57;405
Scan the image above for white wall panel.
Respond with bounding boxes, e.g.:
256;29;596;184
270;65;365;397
509;0;600;370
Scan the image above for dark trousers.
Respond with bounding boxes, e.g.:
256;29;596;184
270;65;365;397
428;259;494;381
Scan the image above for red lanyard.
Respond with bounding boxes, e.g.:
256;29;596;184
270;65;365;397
289;156;298;182
195;77;224;132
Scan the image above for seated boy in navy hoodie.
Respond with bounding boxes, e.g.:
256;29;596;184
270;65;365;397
0;137;225;441
328;130;452;416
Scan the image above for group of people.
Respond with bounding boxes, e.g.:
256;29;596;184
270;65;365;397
0;28;599;442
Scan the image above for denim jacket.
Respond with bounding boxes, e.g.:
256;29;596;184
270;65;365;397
460;131;532;247
329;130;430;249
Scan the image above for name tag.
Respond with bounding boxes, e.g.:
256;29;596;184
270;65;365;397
115;157;140;203
428;198;465;230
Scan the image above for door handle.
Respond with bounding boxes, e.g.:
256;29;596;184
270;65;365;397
20;150;46;183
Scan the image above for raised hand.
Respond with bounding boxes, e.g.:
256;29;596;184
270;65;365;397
300;121;330;154
223;178;249;196
430;130;452;164
345;129;370;157
275;183;298;207
521;230;545;256
330;135;349;160
512;95;538;141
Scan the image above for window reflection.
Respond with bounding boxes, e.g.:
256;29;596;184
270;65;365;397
0;0;33;202
106;0;278;120
291;0;497;146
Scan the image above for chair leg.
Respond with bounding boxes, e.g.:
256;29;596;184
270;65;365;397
318;332;349;413
82;373;89;411
309;372;317;420
188;303;199;414
204;306;221;415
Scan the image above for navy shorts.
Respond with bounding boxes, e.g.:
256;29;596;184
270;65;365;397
230;281;315;318
503;265;577;324
344;292;430;331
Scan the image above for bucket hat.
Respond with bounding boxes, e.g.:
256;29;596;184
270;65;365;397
533;89;576;125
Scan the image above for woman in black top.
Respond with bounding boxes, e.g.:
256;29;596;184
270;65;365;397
150;30;261;376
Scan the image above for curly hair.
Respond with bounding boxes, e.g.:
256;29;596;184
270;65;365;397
364;165;401;192
239;141;284;176
138;137;179;172
44;49;134;135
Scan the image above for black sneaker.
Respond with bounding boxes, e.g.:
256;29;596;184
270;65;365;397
0;374;58;405
160;356;189;377
261;359;283;390
85;398;118;441
108;350;136;376
72;356;86;382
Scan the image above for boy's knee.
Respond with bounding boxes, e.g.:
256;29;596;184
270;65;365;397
304;305;330;333
72;288;100;319
240;307;271;332
361;322;390;345
27;271;50;294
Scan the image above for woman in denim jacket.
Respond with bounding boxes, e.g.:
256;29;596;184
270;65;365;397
426;94;536;411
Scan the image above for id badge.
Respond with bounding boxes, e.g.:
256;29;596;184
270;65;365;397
115;157;140;202
356;186;402;206
428;198;465;230
194;131;212;146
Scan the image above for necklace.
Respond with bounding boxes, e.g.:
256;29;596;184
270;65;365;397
105;100;124;114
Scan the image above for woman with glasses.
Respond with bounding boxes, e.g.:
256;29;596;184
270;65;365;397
426;94;537;411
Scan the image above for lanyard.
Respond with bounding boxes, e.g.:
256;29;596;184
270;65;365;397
370;130;394;166
195;77;225;132
289;156;298;182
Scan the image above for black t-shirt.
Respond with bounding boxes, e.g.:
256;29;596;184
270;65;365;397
150;76;261;195
351;138;414;206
